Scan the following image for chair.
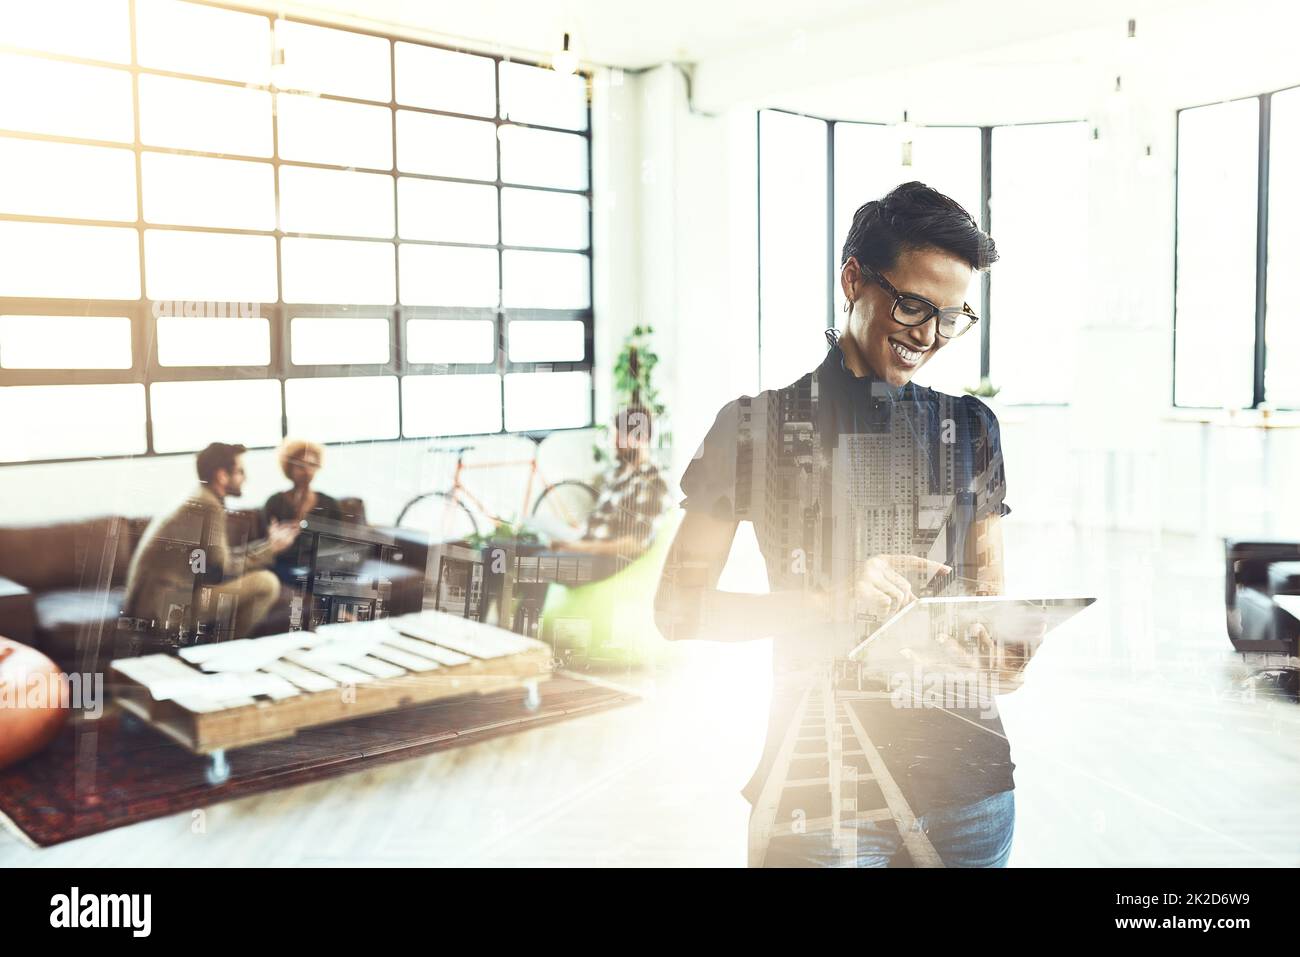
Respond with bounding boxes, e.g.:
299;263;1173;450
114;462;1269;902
539;509;684;667
1224;539;1300;656
0;636;68;770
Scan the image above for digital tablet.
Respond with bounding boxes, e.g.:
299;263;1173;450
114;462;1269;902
847;595;1096;667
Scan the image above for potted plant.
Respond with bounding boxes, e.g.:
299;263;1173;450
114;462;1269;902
963;376;1001;400
595;326;669;471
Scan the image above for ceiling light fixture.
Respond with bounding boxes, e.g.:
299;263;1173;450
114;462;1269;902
896;110;915;167
553;32;578;75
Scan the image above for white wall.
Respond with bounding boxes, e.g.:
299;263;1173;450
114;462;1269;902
634;66;760;477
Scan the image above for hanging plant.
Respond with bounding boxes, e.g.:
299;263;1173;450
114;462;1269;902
593;326;669;471
613;325;665;416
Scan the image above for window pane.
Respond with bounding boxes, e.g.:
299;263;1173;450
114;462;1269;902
157;317;270;366
504;371;590;431
142;153;275;230
407;319;495;364
1266;87;1300;409
396;111;497;179
397;178;497;243
399;245;499;307
0;316;132;369
291;317;391;365
0;139;136;222
760;110;827;390
281;238;395;305
0;54;133;142
0;0;130;62
501;188;588;249
1175;98;1258;408
273;20;390;101
279;166;394;238
139;74;272;156
403;374;502;437
145;230;277;303
501;250;588;309
833;123;982;247
285;376;399;442
150;379;282;453
136;0;271;84
0;384;145;462
508;320;584;362
499;61;587;132
394;43;494;117
0;222;139;299
276;94;392;170
988;122;1088;404
499;125;587;190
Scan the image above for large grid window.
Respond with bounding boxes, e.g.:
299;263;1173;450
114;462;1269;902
0;0;594;464
759;110;1084;402
1175;85;1298;410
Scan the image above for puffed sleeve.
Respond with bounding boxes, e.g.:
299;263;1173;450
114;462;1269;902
962;395;1011;520
678;398;743;523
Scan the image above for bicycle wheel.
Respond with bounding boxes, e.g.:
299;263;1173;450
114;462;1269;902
395;491;480;542
532;479;598;538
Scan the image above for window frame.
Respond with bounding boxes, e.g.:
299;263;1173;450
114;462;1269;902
757;108;1087;406
0;0;596;464
1173;84;1300;410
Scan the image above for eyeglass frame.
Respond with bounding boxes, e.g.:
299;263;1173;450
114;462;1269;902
853;262;981;339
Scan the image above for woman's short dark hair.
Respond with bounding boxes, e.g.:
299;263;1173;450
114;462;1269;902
841;181;998;272
196;442;246;484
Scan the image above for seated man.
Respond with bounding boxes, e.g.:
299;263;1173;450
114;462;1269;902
554;404;669;570
124;442;299;641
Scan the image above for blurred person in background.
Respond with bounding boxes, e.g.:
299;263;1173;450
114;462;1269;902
124;442;298;641
554;404;669;570
264;437;343;527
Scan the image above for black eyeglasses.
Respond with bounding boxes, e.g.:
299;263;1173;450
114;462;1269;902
859;265;980;339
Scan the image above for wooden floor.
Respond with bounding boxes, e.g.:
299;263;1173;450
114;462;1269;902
3;523;1298;866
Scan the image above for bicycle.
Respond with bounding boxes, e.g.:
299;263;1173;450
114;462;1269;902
394;433;598;543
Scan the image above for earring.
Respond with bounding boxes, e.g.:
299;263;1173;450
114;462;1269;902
842;299;851;314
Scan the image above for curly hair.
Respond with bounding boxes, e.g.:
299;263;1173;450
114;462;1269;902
841;181;998;272
277;437;324;480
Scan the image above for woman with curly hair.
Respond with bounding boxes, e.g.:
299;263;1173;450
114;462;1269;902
264;438;344;527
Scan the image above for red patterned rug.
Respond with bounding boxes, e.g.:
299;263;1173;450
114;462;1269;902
0;676;637;847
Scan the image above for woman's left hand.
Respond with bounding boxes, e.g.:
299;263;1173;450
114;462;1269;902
934;615;1047;694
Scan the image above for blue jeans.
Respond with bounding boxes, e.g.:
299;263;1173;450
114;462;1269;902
763;789;1015;868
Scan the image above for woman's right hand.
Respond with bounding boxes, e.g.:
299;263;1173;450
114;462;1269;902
811;554;950;621
855;554;950;619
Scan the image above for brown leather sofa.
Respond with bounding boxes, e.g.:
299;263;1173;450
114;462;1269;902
0;500;427;674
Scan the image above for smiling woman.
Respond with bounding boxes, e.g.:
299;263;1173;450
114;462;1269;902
655;180;1017;868
836;182;996;388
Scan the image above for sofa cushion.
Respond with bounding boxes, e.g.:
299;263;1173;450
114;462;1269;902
32;587;125;672
0;576;37;646
0;517;138;592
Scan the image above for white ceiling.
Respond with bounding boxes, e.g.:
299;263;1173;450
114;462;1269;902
238;0;907;68
241;0;1300;123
